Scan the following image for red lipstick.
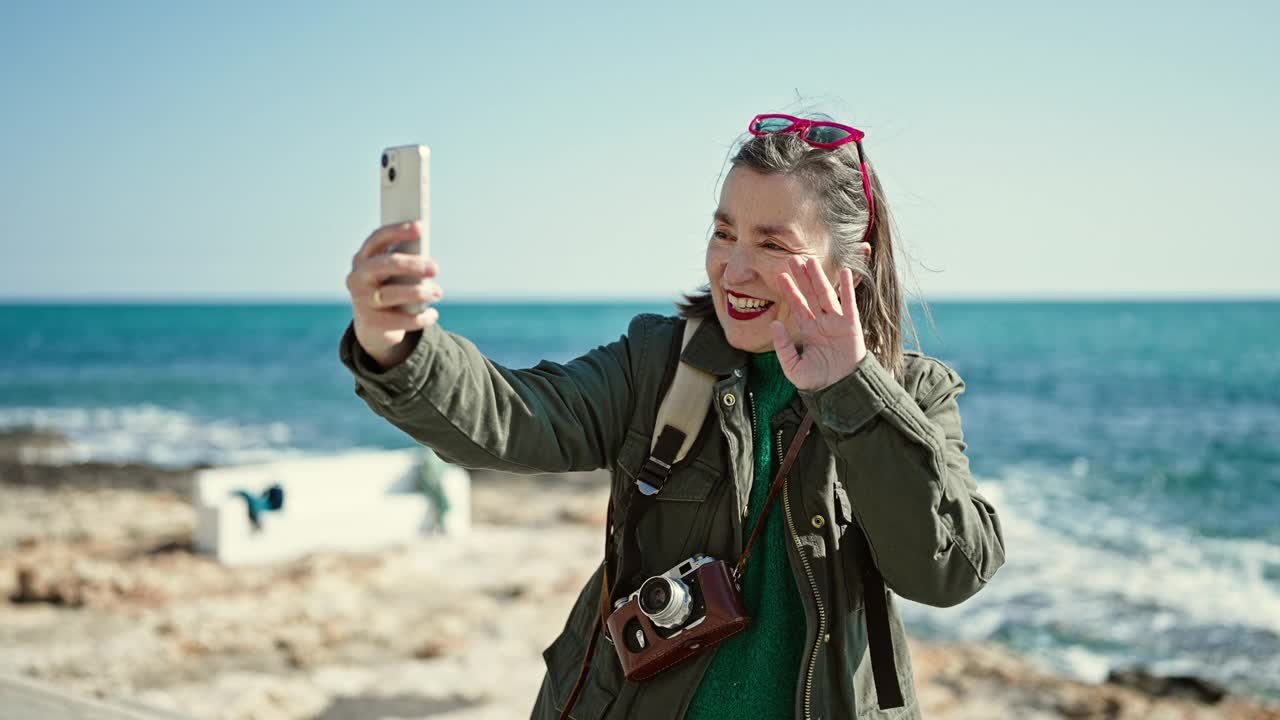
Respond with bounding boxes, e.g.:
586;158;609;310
724;290;775;321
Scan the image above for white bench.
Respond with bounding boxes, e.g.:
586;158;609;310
192;448;469;566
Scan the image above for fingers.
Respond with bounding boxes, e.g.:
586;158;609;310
352;221;422;269
778;270;817;335
365;305;440;333
364;278;444;312
785;256;841;318
345;224;443;325
400;306;440;330
347;252;438;296
802;256;841;315
418;306;440;327
789;256;818;311
770;321;800;371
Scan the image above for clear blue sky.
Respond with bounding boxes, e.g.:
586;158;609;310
2;0;1277;301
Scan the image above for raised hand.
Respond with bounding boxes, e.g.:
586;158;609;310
770;256;868;391
345;221;443;369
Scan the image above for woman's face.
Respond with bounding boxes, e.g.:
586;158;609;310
707;166;839;353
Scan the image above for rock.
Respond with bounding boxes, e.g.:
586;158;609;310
0;426;208;494
0;425;74;463
0;459;198;495
413;633;466;659
1106;667;1230;704
1053;688;1125;718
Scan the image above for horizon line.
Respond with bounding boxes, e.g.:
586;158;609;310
2;291;1280;304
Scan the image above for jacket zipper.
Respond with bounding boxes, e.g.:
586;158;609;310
779;426;825;720
744;391;758;537
751;391;826;718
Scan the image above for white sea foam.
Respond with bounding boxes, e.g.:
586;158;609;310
897;465;1280;692
0;405;307;468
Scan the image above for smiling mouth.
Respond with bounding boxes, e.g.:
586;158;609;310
725;290;774;320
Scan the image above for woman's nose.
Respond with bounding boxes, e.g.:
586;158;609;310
724;248;756;285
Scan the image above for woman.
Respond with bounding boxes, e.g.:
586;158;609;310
339;113;1006;719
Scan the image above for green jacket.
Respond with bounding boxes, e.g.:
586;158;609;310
339;312;1007;720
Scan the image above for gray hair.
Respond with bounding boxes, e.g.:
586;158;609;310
678;113;928;382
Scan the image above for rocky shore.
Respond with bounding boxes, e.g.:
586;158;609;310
2;426;1277;719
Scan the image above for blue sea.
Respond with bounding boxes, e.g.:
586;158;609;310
2;299;1278;702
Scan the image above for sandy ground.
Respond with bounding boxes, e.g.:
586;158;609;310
2;429;1278;719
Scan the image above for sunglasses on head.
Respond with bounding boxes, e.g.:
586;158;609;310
748;113;875;243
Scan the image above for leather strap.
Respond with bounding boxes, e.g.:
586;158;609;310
559;500;616;720
733;413;815;581
856;529;904;708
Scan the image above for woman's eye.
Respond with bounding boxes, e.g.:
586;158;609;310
762;240;785;251
712;230;733;241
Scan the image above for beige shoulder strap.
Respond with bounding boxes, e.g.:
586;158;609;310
650;317;716;465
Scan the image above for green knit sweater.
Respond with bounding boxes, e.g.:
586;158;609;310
684;351;807;719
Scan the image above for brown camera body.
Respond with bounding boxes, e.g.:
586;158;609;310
605;556;751;681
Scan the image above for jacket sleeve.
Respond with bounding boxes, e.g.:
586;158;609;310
798;351;1005;608
337;315;644;474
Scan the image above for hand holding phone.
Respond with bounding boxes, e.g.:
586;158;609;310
345;145;440;370
379;145;431;314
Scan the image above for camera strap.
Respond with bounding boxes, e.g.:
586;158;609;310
730;413;909;708
732;412;815;581
557;504;617;720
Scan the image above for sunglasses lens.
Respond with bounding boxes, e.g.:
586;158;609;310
752;117;794;133
807;125;853;145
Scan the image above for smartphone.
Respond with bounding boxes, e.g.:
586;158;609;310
379;144;431;314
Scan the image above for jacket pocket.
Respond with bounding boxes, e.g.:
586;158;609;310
614;431;717;503
834;481;867;610
542;627;620;719
832;479;855;541
538;564;621;719
614;431;721;586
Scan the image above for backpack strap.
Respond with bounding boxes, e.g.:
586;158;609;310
614;317;712;594
635;317;716;496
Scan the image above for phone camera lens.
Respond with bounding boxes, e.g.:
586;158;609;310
388;167;396;182
381;153;388;168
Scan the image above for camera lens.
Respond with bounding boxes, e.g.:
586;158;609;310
388;167;396;182
640;578;670;614
639;576;692;629
381;153;388;168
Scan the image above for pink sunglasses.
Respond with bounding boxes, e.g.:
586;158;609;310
748;113;876;243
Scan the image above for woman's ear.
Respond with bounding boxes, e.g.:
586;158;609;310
852;244;871;289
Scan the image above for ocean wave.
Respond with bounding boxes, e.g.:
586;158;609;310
0;405;308;468
898;465;1280;699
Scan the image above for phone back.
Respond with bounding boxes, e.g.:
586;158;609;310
380;144;430;255
379;144;431;313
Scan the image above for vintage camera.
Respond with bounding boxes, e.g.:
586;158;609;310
605;554;751;681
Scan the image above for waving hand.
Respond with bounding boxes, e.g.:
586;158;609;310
770;256;868;391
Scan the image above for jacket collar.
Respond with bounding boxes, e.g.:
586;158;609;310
680;314;808;424
680;315;748;377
